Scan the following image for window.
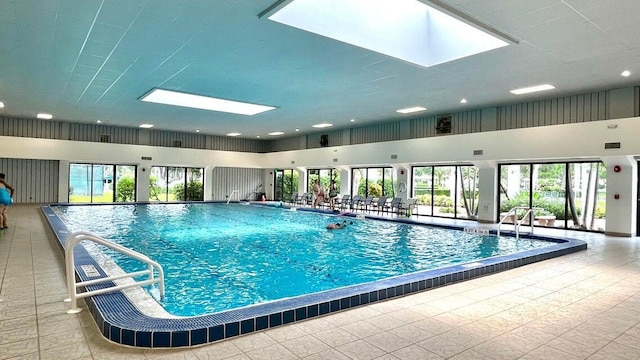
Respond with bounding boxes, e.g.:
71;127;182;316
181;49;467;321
274;169;299;201
498;162;605;231
411;165;479;219
150;166;204;202
69;163;136;203
351;167;394;198
307;168;340;197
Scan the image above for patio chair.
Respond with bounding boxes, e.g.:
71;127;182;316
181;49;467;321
359;196;374;211
383;197;402;213
334;194;349;210
297;192;309;206
288;193;299;205
398;198;418;216
373;196;387;213
350;195;363;210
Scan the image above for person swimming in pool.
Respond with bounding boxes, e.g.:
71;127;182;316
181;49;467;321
326;220;353;230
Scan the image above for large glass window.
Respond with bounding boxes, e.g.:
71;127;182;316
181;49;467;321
69;163;136;203
411;165;478;219
274;169;299;201
150;166;204;202
499;162;605;231
307;168;340;195
351;167;394;198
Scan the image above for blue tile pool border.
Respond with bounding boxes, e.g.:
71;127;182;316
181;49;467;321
41;203;587;348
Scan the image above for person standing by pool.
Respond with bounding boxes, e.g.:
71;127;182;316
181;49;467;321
312;179;324;208
328;179;338;208
0;173;15;229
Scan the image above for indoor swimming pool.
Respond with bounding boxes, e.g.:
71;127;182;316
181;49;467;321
43;202;587;348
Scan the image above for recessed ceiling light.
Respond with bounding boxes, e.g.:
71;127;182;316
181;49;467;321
256;135;260;138
621;70;631;77
268;131;285;136
0;101;4;108
312;123;333;128
195;129;200;133
37;113;53;119
140;88;276;116
266;0;512;68
510;84;555;95
96;120;102;124
350;118;355;122
295;128;300;132
139;124;154;128
396;106;427;114
226;132;242;137
460;99;467;104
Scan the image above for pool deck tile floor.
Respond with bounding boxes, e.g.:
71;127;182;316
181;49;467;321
2;204;640;359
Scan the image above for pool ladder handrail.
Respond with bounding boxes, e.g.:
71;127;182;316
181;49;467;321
64;231;165;314
497;206;543;239
227;189;239;204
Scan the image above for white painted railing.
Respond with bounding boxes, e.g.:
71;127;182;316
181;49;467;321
64;231;165;314
227;189;239;204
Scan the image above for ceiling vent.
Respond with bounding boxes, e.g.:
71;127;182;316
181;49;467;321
436;115;452;135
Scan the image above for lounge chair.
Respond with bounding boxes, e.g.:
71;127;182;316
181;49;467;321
359;196;374;211
288;193;299;205
334;194;349;210
350;195;363;210
373;196;387;213
384;197;402;213
398;198;418;216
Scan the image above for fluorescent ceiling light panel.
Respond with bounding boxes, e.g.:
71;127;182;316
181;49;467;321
226;132;242;137
139;124;154;128
268;0;509;68
37;113;53;119
0;101;4;108
268;131;285;136
140;89;276;116
397;106;427;114
510;84;555;95
312;123;333;128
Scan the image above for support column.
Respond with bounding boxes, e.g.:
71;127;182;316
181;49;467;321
601;156;637;236
203;166;215;201
137;163;151;202
58;160;70;203
475;161;498;223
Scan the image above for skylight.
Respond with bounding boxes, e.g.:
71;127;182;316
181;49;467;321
266;0;511;68
140;89;276;116
510;84;555;95
397;106;427;114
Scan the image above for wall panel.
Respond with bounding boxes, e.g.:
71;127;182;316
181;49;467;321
0;116;62;139
350;122;401;145
210;167;263;201
498;90;608;129
68;123;139;144
0;158;59;203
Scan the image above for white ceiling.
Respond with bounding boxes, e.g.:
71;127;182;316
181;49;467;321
1;0;639;139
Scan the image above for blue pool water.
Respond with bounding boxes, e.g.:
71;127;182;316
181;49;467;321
54;203;555;317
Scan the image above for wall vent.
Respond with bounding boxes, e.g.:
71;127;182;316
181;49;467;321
290;160;295;164
604;142;621;149
320;134;329;147
141;156;152;160
436;115;452;134
99;134;110;143
390;154;398;159
333;158;338;162
473;149;484;155
172;139;182;148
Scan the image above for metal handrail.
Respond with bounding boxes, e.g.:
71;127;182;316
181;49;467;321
227;189;239;204
64;231;165;314
497;206;543;239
